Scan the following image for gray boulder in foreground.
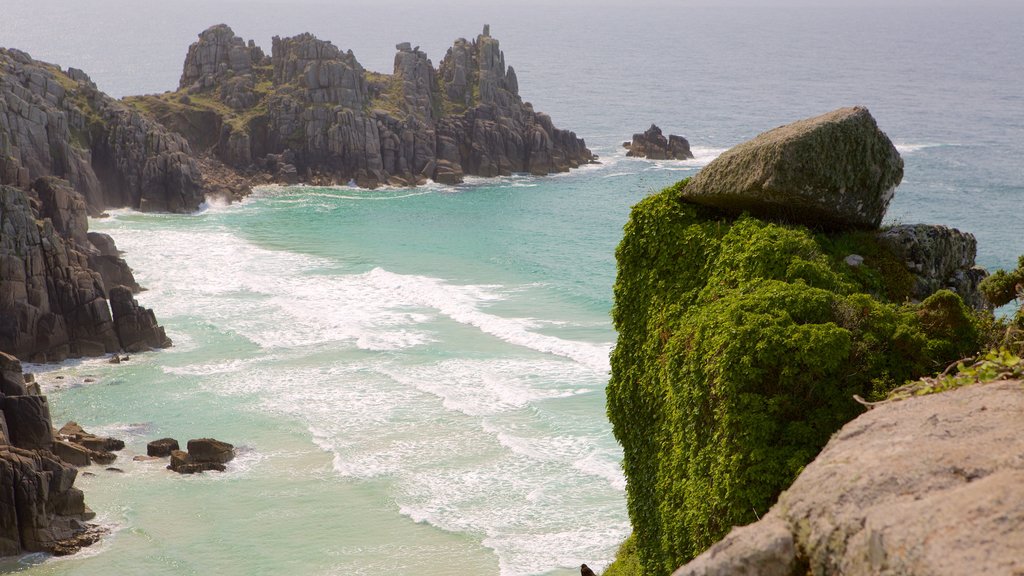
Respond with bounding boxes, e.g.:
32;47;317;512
673;379;1024;576
682;106;903;229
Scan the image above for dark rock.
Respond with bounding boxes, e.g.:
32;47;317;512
0;395;53;450
186;438;235;464
167;448;226;474
108;286;172;353
104;467;123;473
51;440;91;466
147;437;180;457
878;224;989;310
682;106;903;230
625;124;694;160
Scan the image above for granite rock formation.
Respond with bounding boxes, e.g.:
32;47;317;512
877;224;989;309
167;438;235;474
682;107;903;230
1;353;101;557
672;380;1024;576
1;182;170;363
624;124;694;160
1;48;205;213
126;24;593;189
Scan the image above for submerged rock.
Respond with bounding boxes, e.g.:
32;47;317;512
682;106;903;230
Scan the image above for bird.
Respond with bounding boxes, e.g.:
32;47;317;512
580;564;597;576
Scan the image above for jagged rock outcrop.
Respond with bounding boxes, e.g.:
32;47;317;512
1;48;205;213
877;224;988;309
672;380;1024;576
682;107;903;230
1;183;169;362
0;353;101;557
127;24;593;189
624;124;694;160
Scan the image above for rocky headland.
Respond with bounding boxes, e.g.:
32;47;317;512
125;24;595;195
623;124;693;160
605;106;1008;575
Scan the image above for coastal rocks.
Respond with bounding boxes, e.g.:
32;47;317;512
167;438;234;474
146;437;179;457
109;286;172;353
179;23;267;92
624;124;694;160
682;106;903;230
1;184;169;362
0;354;99;557
672;380;1024;576
54;421;124;466
878;224;988;309
128;24;593;189
1;48;206;213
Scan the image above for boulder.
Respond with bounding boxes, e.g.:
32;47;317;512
625;124;694;160
186;438;235;464
167;448;226;474
681;107;903;230
672;380;1024;576
147;437;180;457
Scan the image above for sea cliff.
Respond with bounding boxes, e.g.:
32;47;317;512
125;24;594;194
606;107;1005;575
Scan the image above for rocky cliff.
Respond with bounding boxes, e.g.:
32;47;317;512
672;378;1024;576
606;107;995;575
624;124;693;160
1;180;170;363
1;48;205;213
126;24;594;190
1;352;101;556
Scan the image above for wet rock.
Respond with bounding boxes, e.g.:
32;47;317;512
147;437;180;457
186;438;235;464
682;107;903;230
108;286;172;353
625;124;694;160
167;447;226;474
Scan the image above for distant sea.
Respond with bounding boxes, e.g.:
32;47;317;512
1;1;1022;575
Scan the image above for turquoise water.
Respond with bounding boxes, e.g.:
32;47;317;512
2;1;1024;575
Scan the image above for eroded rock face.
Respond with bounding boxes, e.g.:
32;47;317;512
682;107;903;230
625;124;694;160
0;355;100;557
0;184;169;362
136;24;593;189
1;48;205;213
877;224;989;309
672;380;1024;576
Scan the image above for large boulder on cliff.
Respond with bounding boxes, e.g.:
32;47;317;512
625;124;694;160
672;379;1024;576
682;107;903;229
877;224;989;309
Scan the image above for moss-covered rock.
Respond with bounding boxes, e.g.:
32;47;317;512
607;180;983;574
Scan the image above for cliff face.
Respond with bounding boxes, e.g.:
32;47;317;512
0;180;169;363
126;24;594;189
606;108;991;574
0;48;205;213
1;352;99;556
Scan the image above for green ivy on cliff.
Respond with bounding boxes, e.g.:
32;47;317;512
607;179;982;574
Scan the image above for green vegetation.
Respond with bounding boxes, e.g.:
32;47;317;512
607;179;985;574
980;255;1024;326
602;535;642;576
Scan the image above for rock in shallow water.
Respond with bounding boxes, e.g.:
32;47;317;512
681;106;903;230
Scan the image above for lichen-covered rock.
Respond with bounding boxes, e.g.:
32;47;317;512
179;23;266;92
625;124;694;160
682;107;903;229
672;380;1024;576
877;224;988;309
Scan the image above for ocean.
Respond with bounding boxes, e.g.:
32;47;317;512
1;1;1022;574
